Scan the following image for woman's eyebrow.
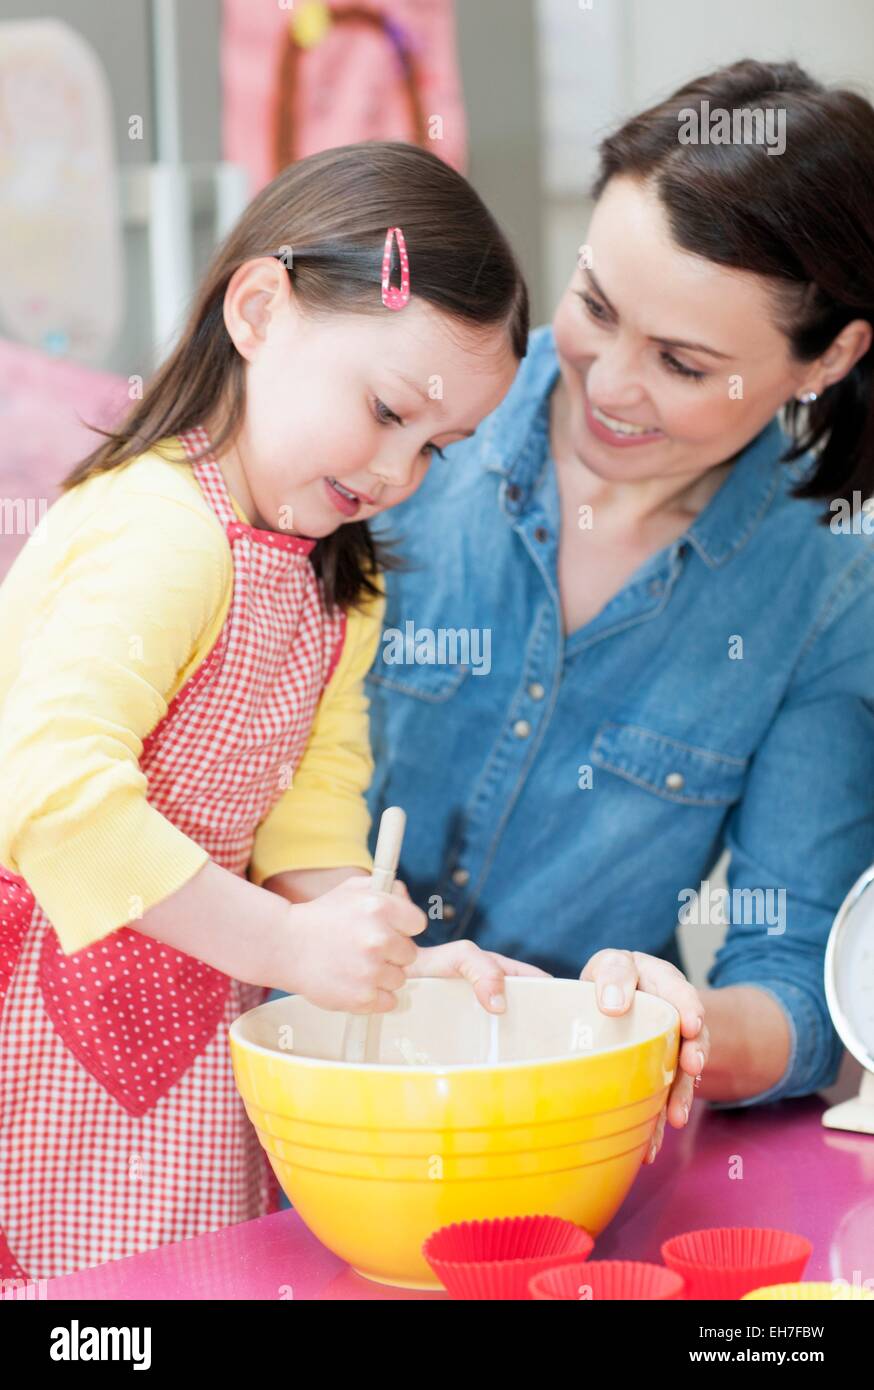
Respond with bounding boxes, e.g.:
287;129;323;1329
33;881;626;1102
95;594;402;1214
583;268;733;360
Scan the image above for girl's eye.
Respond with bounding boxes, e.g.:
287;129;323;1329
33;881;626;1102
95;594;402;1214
374;397;402;426
373;396;445;461
660;351;707;382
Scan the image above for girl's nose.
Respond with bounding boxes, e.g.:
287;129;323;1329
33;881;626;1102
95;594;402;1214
370;451;417;491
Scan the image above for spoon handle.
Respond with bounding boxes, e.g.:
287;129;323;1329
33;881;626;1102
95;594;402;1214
342;807;406;1063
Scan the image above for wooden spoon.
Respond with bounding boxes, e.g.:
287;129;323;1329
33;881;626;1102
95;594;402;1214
341;806;406;1063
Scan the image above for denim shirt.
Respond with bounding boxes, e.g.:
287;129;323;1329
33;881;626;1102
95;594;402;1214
365;325;874;1107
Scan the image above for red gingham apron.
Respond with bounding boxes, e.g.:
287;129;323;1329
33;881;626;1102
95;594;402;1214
0;427;346;1280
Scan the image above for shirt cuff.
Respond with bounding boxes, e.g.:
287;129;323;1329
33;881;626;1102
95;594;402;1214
705;979;843;1110
17;791;210;953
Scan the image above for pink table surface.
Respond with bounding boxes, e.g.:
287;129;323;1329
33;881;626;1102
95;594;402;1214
42;1096;874;1300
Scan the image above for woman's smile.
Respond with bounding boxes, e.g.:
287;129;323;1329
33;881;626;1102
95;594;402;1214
584;393;665;447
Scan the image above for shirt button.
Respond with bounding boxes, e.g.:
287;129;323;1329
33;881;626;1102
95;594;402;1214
506;483;522;503
513;719;532;738
665;771;685;790
528;682;545;701
534;525;549;543
442;903;456;921
451;867;470;886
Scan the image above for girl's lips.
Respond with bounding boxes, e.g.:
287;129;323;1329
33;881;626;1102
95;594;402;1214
324;477;360;517
583;394;664;448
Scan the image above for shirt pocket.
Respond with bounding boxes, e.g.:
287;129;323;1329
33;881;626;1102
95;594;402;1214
591;720;748;807
365;655;471;703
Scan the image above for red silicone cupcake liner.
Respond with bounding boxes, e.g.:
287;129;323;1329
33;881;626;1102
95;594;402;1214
422;1215;594;1300
530;1259;686;1301
661;1227;812;1301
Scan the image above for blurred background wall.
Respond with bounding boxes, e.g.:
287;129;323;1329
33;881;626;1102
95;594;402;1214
2;0;873;368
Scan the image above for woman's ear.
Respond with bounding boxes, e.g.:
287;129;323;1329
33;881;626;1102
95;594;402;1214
223;256;293;362
815;318;873;393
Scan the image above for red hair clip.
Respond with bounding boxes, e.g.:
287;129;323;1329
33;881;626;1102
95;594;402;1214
381;226;411;310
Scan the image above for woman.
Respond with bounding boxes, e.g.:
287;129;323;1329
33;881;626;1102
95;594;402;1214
365;58;874;1161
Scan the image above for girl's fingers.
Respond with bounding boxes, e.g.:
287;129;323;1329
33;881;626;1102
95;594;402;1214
370;987;401;1013
403;943;449;977
407;941;508;1013
372;963;409;994
447;942;507;1013
384;933;420;968
483;951;551;979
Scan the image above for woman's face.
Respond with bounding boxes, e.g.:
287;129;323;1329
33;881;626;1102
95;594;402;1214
551;175;814;482
221;260;518;538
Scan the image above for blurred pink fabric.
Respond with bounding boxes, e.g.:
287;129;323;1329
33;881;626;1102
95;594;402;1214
0;339;128;580
221;0;468;196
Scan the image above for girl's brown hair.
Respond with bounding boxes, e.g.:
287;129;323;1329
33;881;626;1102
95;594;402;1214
64;141;530;605
591;58;874;522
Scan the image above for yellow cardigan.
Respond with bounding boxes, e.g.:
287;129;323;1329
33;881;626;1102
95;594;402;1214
0;439;383;953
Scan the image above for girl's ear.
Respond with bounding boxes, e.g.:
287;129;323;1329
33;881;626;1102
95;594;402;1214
223;256;292;361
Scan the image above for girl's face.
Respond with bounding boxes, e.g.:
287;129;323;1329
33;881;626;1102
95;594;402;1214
220;260;518;538
551;175;852;483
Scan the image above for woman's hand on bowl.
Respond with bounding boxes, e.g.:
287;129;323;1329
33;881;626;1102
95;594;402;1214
579;949;709;1163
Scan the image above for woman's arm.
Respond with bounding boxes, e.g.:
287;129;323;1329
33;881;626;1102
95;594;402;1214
696;983;791;1103
703;547;874;1108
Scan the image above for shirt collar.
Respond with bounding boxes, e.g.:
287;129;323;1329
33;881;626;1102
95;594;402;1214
483;325;793;569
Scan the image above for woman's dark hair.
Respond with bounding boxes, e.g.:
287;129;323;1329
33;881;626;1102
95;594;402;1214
591;58;874;522
63;141;530;605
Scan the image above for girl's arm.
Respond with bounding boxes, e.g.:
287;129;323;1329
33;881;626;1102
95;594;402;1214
137;855;427;1008
138;857;299;986
263;865;369;904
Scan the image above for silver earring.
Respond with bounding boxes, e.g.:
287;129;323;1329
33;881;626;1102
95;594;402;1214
798;390;818;404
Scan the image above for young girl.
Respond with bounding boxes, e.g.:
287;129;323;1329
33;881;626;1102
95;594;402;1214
0;141;535;1281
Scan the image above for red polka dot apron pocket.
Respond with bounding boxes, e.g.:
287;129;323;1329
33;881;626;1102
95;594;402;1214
0;427;346;1277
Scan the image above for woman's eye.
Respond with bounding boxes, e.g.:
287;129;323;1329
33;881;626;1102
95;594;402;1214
660;351;707;382
575;291;707;383
578;291;608;322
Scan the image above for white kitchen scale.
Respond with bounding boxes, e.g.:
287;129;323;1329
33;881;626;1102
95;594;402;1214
823;864;874;1133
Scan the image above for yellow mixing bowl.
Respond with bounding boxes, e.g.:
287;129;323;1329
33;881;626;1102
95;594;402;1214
229;977;680;1289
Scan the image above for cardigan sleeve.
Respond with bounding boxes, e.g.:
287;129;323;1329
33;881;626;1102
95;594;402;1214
249;580;386;885
0;481;233;953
